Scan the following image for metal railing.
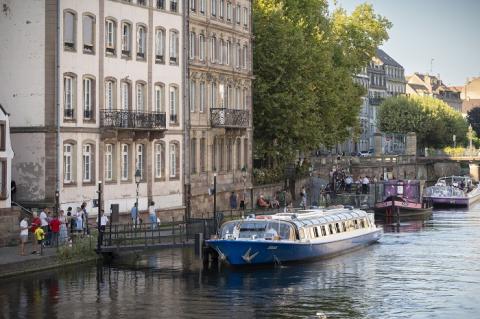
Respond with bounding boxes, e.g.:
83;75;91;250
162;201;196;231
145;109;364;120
100;109;166;130
210;108;249;128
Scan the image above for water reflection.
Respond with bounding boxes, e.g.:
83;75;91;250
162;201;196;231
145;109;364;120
2;208;480;318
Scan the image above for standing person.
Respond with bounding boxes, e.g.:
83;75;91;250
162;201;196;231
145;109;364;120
229;192;238;210
58;210;68;245
49;214;60;247
67;207;74;235
75;207;83;235
131;203;139;226
30;211;41;254
98;210;109;247
34;226;45;255
148;201;156;229
345;175;353;193
81;202;89;235
362;176;370;194
19;216;29;256
39;208;49;244
300;186;307;209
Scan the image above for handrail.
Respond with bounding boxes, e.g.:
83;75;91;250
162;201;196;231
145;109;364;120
11;201;33;216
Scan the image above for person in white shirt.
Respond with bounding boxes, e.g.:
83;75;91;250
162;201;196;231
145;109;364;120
98;210;108;246
362;176;370;194
148;201;157;229
19;217;29;256
39;209;48;227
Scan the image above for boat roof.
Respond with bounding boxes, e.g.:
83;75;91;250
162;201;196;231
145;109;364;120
438;176;471;182
246;207;369;228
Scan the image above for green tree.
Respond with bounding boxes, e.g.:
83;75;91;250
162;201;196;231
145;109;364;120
378;95;468;148
253;0;391;166
467;107;480;136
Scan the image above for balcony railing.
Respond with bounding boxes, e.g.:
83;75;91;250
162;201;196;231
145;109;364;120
369;97;385;106
100;109;166;130
210;108;249;128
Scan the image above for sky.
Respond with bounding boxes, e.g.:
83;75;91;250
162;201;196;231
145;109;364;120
329;0;480;86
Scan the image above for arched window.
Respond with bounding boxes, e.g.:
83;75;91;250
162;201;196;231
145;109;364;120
137;25;146;59
242;45;248;69
105;143;114;181
211;82;217;108
226;40;231;65
210;36;217;63
105;18;116;55
189;31;195;60
83;76;95;120
121;22;132;57
211;0;217;16
155;28;165;63
136;82;145;111
105;79;115;111
82;14;95;53
154;83;165;112
199;81;205;112
64;10;76;50
170;142;177;178
121;144;129;181
169;85;178;124
169;30;179;64
64;143;74;183
136;144;144;179
82;144;92;183
155;143;165;179
121;81;130;111
199;34;205;61
64;74;76;119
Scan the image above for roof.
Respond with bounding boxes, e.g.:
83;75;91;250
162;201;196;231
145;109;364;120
408;83;429;92
0;104;9;116
376;49;403;68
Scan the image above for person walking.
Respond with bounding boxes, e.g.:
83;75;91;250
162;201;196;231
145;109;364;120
49;214;60;247
58;210;68;245
300;186;307;209
81;202;89;235
148;201;157;229
98;210;109;247
19;216;29;256
30;211;41;254
131;203;139;227
75;207;83;236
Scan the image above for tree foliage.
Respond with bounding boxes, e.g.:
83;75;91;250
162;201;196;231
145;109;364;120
378;95;468;148
467;107;480;136
253;0;391;166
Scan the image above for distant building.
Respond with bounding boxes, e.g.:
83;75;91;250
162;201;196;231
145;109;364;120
458;77;480;114
406;73;462;112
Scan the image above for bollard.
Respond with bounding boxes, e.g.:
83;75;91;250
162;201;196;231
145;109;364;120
195;233;204;257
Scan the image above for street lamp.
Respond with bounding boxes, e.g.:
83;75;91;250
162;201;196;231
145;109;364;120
135;169;141;228
241;166;247;215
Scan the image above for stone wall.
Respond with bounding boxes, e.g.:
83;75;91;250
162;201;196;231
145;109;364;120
0;207;21;247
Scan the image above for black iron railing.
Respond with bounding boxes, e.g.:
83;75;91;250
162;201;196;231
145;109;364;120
210;108;249;128
100;109;166;129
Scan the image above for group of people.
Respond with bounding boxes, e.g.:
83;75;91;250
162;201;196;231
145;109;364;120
130;201;161;229
18;202;109;256
329;167;378;195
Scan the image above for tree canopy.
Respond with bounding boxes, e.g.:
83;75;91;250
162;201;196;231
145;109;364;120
378;95;468;148
253;0;391;166
467;107;480;136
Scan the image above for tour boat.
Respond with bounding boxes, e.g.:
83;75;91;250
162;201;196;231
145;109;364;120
206;206;382;266
423;176;480;207
374;180;432;220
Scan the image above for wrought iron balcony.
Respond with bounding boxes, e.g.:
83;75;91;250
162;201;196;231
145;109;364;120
100;109;166;130
210;108;249;128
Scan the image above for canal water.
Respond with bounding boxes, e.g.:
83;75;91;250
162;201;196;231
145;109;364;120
2;207;480;319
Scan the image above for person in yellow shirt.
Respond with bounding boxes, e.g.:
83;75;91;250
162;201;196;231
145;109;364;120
34;227;45;255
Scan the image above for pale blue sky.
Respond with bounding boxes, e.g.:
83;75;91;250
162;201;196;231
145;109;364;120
329;0;480;86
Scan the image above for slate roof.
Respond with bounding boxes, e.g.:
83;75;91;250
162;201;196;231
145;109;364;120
376;49;403;69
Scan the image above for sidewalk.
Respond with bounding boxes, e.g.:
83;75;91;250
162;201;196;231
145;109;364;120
0;245;57;267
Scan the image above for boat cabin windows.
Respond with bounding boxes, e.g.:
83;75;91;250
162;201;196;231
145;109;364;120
354;220;359;229
360;219;366;228
335;223;341;233
328;224;334;234
313;227;319;238
321;226;327;236
342;222;347;232
219;220;295;240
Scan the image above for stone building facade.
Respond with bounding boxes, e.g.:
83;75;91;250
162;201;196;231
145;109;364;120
0;0;185;217
186;0;253;215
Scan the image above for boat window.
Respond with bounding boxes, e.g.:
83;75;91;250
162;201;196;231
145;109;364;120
264;221;295;240
342;222;347;232
328;224;334;234
354;219;359;229
321;225;327;236
220;221;240;238
360;219;366;228
335;223;341;233
299;228;305;240
313;227;319;238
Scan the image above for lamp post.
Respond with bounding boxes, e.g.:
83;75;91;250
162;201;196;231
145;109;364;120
135;169;141;228
213;172;217;233
96;181;102;251
241;166;247;216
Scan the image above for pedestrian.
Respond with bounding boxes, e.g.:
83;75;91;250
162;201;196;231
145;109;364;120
229;191;238;210
345;175;353;193
362;176;370;194
39;208;49;245
148;201;156;229
75;207;83;235
300;186;307;209
30;211;41;254
49;214;60;247
131;203;139;226
19;216;29;256
34;226;45;255
67;207;74;234
81;202;89;235
59;209;68;244
98;210;108;246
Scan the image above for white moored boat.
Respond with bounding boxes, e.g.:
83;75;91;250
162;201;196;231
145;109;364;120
206;206;382;266
424;176;480;207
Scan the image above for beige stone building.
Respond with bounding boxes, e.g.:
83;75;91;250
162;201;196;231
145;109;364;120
406;73;462;112
456;77;480;114
0;0;185;217
186;0;253;215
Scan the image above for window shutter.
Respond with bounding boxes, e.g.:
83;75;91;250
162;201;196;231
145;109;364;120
64;12;75;44
83;16;93;46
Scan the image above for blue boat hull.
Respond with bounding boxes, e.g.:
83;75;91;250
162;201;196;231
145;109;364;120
206;229;382;266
